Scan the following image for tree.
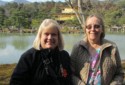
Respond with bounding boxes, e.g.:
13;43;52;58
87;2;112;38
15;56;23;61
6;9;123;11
65;0;116;29
4;17;12;30
0;7;5;29
11;10;30;30
65;0;85;28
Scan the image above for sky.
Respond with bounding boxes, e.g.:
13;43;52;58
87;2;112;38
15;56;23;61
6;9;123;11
1;0;65;2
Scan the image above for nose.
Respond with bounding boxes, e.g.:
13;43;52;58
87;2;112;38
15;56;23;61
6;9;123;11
91;25;95;30
48;34;52;39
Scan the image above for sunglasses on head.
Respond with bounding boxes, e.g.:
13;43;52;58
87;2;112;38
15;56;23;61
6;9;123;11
86;24;102;30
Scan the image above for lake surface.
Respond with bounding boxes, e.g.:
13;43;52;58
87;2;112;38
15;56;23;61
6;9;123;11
0;33;125;64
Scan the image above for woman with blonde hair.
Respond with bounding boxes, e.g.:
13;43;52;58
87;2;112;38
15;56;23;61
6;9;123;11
10;19;72;85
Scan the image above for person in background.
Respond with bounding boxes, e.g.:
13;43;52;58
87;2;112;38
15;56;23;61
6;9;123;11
71;14;124;85
10;19;72;85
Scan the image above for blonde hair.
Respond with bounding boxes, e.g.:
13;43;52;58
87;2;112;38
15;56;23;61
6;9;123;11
83;14;105;40
33;19;64;51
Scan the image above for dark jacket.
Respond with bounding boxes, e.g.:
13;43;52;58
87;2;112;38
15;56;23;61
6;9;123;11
10;48;72;85
71;38;124;85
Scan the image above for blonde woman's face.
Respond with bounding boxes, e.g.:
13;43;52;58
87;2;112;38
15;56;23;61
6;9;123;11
40;27;58;49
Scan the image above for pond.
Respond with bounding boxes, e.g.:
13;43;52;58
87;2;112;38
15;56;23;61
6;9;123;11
0;33;125;64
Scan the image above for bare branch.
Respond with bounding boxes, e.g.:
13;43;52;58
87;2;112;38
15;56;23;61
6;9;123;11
65;0;85;28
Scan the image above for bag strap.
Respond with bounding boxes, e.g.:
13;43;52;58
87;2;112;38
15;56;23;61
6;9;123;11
42;55;61;85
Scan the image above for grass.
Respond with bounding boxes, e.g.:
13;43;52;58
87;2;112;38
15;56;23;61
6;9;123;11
0;62;125;85
0;64;16;85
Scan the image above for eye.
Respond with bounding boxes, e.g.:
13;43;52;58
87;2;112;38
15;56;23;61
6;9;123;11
86;25;92;29
94;24;101;28
86;24;101;30
44;33;49;36
52;33;57;36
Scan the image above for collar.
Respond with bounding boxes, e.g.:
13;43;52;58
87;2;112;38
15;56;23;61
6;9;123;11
39;47;59;56
79;37;114;51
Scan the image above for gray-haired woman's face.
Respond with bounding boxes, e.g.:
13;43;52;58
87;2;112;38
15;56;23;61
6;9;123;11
85;16;103;43
40;27;58;49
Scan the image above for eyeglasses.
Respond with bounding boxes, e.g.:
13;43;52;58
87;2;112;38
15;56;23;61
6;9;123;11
86;24;102;30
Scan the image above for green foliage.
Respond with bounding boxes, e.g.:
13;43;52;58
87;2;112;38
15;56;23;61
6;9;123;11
103;5;124;27
118;16;125;25
63;18;80;27
0;7;5;28
31;19;40;29
0;1;125;31
116;0;125;8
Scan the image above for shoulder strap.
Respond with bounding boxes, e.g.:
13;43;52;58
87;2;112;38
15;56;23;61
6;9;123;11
41;55;60;84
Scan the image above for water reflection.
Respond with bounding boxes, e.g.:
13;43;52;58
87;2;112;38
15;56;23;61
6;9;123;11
0;33;35;64
0;33;125;64
12;37;29;50
63;34;83;54
0;41;6;49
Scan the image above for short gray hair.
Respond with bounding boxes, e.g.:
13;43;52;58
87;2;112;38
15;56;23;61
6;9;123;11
33;19;64;51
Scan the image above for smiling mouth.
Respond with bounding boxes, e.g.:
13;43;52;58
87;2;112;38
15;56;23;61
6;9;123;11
47;42;55;45
90;33;97;35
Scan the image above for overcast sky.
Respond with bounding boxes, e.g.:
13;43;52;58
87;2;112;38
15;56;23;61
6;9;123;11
2;0;65;2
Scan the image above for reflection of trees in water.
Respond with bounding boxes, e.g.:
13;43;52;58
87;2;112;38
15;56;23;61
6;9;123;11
12;38;29;50
0;41;6;49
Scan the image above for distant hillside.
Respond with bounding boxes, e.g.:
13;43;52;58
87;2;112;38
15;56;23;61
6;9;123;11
0;0;30;6
13;0;30;4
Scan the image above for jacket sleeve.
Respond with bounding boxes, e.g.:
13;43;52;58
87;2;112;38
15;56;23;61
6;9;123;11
71;43;85;85
110;46;124;85
10;51;33;85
